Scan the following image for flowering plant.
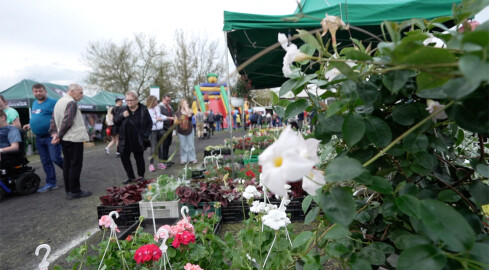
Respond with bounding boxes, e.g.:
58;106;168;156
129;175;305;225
231;74;253;99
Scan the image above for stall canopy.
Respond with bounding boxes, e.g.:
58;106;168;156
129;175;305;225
223;0;461;89
92;91;125;106
1;79;109;112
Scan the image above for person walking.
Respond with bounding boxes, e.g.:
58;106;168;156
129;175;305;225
195;108;205;140
215;112;222;131
114;91;152;184
0;95;21;128
105;97;123;157
23;83;63;193
159;94;174;167
175;99;197;164
50;84;91;200
146;95;172;172
207;109;215;135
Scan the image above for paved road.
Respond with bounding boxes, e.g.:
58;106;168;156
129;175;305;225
0;129;245;269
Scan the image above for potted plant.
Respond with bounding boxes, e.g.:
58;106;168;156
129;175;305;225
230;75;252;107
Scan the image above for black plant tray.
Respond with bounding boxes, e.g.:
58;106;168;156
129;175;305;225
97;203;140;228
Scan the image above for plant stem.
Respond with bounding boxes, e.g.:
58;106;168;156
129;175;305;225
363;101;454;167
301;223;337;256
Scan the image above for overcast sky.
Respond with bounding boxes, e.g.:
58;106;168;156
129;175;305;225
1;1;487;93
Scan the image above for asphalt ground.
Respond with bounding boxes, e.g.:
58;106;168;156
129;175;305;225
0;128;245;270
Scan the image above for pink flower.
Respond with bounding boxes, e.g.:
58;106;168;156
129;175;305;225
184;263;203;270
154;225;172;241
98;215;112;228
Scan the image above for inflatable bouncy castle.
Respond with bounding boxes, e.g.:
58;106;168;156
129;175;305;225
192;74;249;129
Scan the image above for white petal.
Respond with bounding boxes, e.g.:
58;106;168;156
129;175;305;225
302;169;326;195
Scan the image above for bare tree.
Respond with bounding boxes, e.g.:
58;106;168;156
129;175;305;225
84;33;169;99
171;30;224;100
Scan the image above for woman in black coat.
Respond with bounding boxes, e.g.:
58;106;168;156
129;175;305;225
113;91;152;184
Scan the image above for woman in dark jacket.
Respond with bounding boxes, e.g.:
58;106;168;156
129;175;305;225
113;91;152;184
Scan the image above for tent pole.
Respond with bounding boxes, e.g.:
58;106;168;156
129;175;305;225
224;31;235;179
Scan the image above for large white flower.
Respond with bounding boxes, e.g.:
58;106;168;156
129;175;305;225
324;60;355;81
302;169;326;195
262;209;291;230
258;126;315;197
300;137;321;165
278;33;309;77
243;185;261;200
426;99;448;122
320;14;347;43
423;35;446;48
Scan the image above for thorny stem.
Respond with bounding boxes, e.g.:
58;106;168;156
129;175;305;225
479;134;486;163
363;101;455;167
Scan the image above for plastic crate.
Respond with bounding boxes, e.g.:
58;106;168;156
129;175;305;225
139;201;180;219
243;157;258;165
221;200;250;223
97;203;140;228
182;202;222;218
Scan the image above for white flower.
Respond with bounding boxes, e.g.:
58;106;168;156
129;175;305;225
278;33;309;77
300;138;321;165
258;126;315;197
302;169;326;195
426;99;448;122
320;14;347;42
246;253;257;263
262;209;291;230
423;35;446;48
243;185;261;200
250;201;277;214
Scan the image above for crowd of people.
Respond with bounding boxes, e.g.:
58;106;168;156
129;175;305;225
0;83;314;201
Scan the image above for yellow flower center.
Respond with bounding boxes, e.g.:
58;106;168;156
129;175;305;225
274;156;283;167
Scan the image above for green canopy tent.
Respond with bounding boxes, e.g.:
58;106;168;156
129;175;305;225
92;91;125;106
0;79;107;112
223;0;461;89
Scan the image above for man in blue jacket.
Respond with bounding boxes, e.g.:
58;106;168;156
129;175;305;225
23;83;64;193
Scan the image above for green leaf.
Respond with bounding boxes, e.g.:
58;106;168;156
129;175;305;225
318;115;344;133
459;54;489;85
365;116;392;148
437;189;461;203
323;224;351;240
360;245;385;265
469;243;489;270
349;255;373;270
397;245;446;270
468;180;489;208
448;87;489;134
330;61;357;80
297;29;322;51
383;70;413;94
284;99;309;120
292;231;314;248
302;195;313;213
326;100;346;118
342;114;366;147
346;49;372;61
404;47;456;65
270;91;279;105
395;234;431;250
417;71;450;90
392;103;418;126
367;176;393;194
325;157;364;183
475;163;489;178
357;81;379;105
305;207;320;225
279;79;296;97
325;238;352;257
395;194;421;218
418;199;476;252
319;187;356;227
410;152;435;176
403;133;429;153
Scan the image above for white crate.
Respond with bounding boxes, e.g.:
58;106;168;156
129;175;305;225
139;201;180;219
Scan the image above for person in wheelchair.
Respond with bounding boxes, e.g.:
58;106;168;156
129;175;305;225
0;109;21;163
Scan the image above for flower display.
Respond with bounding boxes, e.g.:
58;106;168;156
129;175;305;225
258;126;315;197
249;201;277;214
134;244;162;264
184;263;204;270
262;209;291;230
98;215;112;228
